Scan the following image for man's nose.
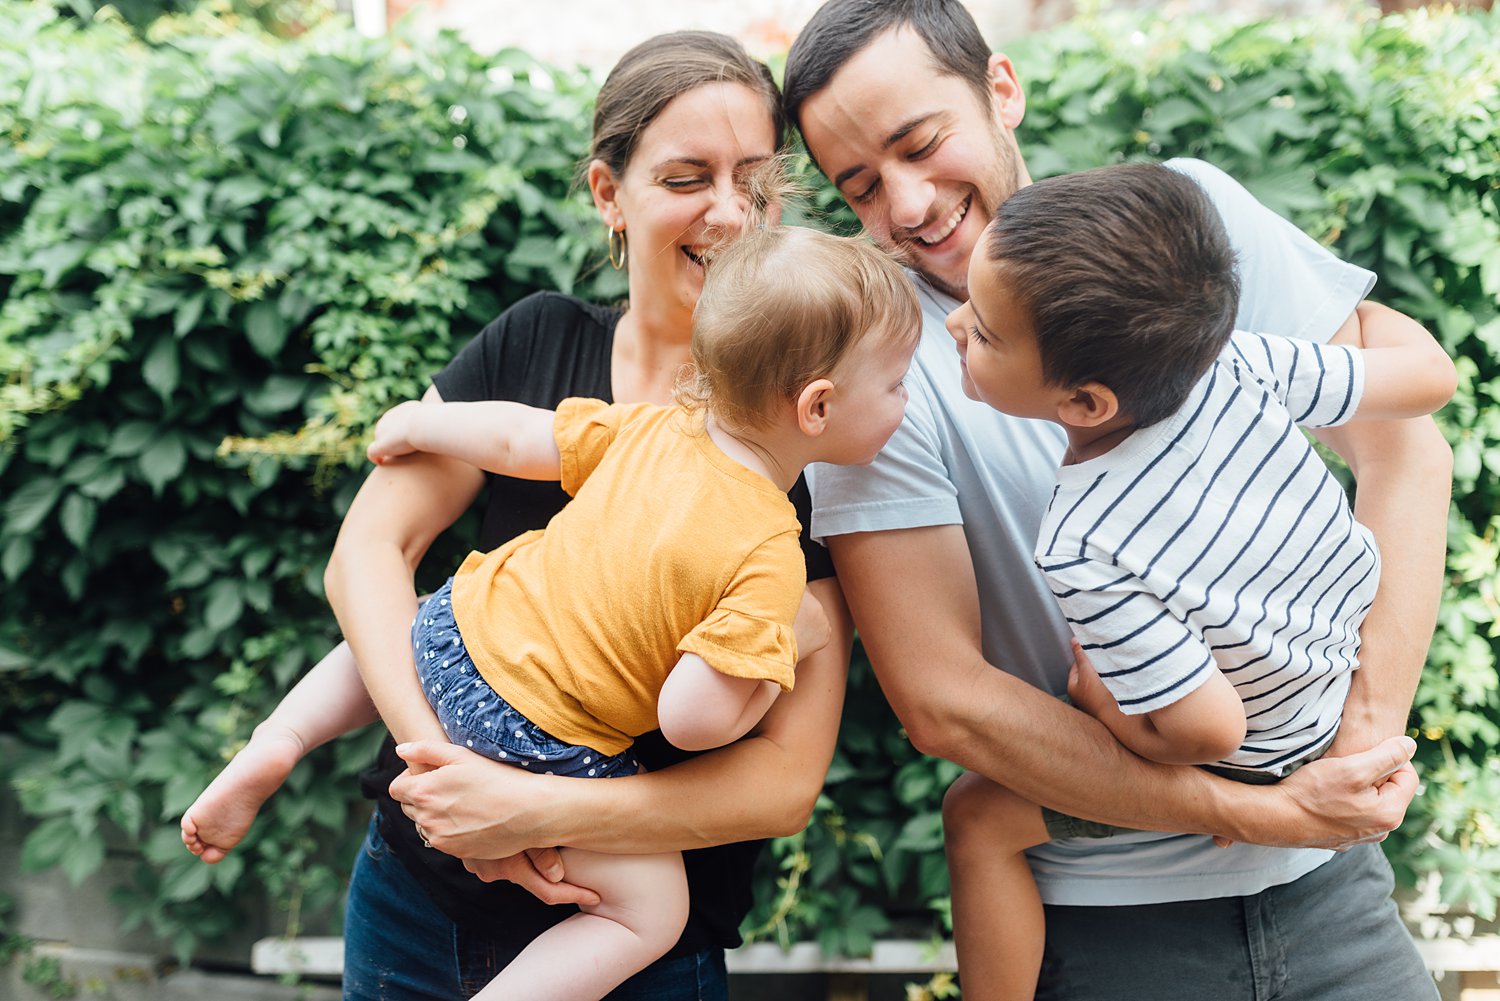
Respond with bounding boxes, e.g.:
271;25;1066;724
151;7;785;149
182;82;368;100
885;166;936;234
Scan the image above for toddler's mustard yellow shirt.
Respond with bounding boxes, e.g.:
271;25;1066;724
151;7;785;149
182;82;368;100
450;399;804;756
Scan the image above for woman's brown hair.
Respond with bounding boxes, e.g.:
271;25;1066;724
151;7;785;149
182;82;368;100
588;31;787;180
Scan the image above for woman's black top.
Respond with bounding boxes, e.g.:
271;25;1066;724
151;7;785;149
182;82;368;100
358;292;835;956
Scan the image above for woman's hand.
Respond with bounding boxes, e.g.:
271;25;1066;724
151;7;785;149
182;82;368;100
389;740;569;860
461;850;600;907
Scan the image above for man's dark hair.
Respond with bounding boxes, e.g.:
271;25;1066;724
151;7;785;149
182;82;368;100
783;0;993;132
984;163;1240;428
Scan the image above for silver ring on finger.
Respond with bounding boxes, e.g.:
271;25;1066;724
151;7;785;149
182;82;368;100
415;823;433;849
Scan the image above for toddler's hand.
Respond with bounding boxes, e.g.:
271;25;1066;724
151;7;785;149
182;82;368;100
793;587;831;660
367;400;424;465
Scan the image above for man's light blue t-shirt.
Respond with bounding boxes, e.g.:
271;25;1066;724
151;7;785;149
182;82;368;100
808;158;1377;906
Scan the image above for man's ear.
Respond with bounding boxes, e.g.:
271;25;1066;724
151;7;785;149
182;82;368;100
587;159;624;232
795;378;837;436
987;53;1026;130
1057;381;1119;428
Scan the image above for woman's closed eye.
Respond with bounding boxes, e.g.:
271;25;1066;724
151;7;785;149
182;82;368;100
969;325;990;347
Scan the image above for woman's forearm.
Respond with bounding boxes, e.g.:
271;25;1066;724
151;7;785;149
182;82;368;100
325;450;486;746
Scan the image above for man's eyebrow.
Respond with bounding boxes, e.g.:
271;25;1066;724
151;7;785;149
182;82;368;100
831;113;939;191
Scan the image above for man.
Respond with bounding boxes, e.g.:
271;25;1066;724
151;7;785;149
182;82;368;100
782;1;1450;997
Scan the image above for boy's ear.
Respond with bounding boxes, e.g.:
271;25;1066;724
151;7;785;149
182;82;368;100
795;378;837;436
1056;381;1119;428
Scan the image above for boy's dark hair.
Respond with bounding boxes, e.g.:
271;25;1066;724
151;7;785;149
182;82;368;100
783;0;992;132
984;163;1240;428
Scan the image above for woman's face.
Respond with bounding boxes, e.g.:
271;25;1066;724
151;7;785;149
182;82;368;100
593;82;779;325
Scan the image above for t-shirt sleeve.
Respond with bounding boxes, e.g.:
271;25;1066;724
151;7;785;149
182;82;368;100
807;378;961;543
1226;330;1366;428
554;399;657;497
431;311;511;404
1166;158;1375;345
1039;554;1215;715
677;533;805;692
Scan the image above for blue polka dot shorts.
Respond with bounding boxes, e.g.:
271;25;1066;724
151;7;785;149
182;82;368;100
411;578;639;779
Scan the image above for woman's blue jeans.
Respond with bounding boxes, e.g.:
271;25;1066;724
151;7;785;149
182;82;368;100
342;812;728;1001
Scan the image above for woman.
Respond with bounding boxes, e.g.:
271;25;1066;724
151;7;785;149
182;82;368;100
182;31;853;1001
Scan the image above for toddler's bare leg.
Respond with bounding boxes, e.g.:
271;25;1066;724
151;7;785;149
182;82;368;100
471;848;690;1001
944;771;1052;1001
181;640;378;863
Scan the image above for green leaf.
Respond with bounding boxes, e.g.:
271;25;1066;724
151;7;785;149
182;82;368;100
59;493;97;549
202;579;244;632
31;240;91;288
138;435;187;494
143;336;180;400
107;422;158;458
1;536;34;581
160;859;214;902
20;817;80;873
243;375;307;416
174;294;206;338
4;478;63;535
245;299;290;358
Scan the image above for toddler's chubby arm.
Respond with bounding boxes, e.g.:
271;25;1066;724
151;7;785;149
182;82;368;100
658;656;781;752
657;588;831;752
367;399;562;480
1066;640;1247;766
1332;301;1456;420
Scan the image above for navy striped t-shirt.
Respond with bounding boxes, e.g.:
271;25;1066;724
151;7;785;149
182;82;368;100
1037;330;1376;774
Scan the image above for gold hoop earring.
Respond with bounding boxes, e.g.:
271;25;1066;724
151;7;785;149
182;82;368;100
607;226;627;270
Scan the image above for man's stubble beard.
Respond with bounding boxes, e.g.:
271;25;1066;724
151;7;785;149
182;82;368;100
911;120;1026;302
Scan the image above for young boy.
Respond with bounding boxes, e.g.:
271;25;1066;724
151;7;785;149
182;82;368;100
941;162;1455;1001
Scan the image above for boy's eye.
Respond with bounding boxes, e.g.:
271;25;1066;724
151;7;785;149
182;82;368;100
969;325;990;346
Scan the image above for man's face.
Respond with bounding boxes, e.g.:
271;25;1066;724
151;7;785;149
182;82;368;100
798;27;1029;300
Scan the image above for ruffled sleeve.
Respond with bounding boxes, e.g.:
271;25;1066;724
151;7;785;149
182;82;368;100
676;532;805;691
677;608;798;692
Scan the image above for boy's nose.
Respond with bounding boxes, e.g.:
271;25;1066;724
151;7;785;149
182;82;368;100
944;307;968;349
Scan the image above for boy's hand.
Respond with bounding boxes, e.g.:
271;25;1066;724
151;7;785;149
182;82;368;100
367;400;425;465
1066;639;1120;723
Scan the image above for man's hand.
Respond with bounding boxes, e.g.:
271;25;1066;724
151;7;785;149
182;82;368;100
1224;735;1419;850
461;849;600;907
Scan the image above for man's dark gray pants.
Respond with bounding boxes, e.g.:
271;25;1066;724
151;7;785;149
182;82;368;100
1035;843;1436;1000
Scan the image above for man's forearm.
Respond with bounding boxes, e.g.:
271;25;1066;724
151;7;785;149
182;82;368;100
1321;415;1451;749
829;523;1412;849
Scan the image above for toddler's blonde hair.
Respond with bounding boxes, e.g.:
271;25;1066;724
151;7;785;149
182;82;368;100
680;227;919;430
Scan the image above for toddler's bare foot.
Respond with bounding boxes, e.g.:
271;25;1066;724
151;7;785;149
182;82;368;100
181;724;305;864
